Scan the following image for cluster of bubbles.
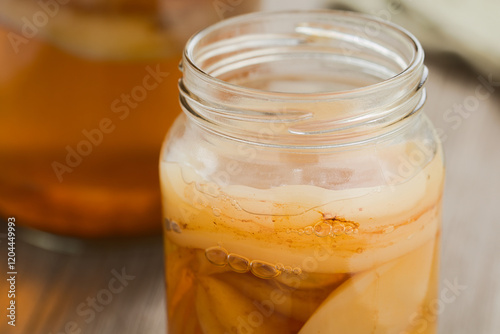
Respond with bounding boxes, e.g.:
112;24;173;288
204;246;303;279
287;216;359;238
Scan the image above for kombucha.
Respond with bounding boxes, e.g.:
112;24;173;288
161;145;444;334
0;1;185;236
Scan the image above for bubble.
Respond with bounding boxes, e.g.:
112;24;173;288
304;226;313;235
227;254;250;273
298;229;304;236
284;266;293;274
251;261;280;279
292;267;302;275
344;225;354;235
275;263;285;272
314;221;332;237
331;223;345;236
205;247;228;266
383;225;395;234
356;248;364;254
212;207;221;217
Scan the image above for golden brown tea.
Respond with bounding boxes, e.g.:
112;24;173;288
0;2;182;237
0;0;258;237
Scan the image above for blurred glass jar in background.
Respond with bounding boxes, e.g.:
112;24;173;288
0;0;257;237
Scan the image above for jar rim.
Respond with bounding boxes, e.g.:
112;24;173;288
183;9;424;99
179;9;427;148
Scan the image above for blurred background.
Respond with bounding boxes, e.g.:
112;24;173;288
1;0;499;333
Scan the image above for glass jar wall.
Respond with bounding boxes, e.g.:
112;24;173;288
160;11;444;334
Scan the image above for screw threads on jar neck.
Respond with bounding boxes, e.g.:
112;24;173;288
179;10;427;148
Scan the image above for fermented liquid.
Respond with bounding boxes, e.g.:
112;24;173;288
161;143;444;334
0;1;187;236
0;0;257;237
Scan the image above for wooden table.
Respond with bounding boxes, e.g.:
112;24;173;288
1;52;499;334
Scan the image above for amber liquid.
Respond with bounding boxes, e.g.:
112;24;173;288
0;28;181;237
161;147;444;333
165;237;440;334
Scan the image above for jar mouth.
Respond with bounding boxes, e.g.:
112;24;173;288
179;10;427;147
183;10;424;98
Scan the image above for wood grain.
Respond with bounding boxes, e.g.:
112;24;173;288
1;54;499;334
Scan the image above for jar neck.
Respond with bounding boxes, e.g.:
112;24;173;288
179;10;427;148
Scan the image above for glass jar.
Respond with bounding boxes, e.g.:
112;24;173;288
160;11;444;334
0;0;257;238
